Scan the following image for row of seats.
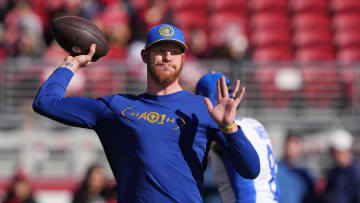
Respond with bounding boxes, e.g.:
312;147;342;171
169;0;360;13
167;0;360;64
246;0;360;63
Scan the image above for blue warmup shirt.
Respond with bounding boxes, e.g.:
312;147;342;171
33;67;260;203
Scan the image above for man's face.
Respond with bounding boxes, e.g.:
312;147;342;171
142;41;185;87
330;148;352;168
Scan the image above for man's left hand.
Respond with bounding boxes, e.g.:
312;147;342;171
204;76;245;133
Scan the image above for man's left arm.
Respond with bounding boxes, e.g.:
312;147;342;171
208;121;260;179
204;76;260;179
222;127;260;179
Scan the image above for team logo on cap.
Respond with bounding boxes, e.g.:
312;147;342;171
159;25;174;37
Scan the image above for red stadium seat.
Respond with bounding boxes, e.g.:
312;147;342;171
333;13;360;32
289;0;328;13
251;29;292;47
293;30;333;48
172;10;207;30
253;47;293;62
330;0;360;12
250;12;290;32
208;11;247;30
334;31;360;48
208;0;246;12
292;13;331;32
337;47;360;64
296;47;335;62
248;0;288;12
170;0;207;11
301;64;341;108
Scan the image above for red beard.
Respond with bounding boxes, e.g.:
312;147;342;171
148;60;183;87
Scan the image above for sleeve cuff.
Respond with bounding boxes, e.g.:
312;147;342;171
224;127;248;144
49;67;74;88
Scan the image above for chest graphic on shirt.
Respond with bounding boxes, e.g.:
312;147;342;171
121;106;187;130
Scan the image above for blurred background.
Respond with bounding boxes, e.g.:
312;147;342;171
0;0;360;202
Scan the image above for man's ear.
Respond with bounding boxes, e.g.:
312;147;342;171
141;49;148;63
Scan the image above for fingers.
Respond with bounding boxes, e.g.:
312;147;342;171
87;44;96;61
64;56;74;61
234;86;245;105
216;79;222;103
86;61;94;66
204;97;214;112
220;76;229;98
231;80;241;98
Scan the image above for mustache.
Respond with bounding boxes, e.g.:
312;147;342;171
154;62;177;68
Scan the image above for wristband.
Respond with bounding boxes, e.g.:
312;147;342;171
219;121;237;132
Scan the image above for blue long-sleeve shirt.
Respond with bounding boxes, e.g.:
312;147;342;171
324;162;360;203
33;67;260;203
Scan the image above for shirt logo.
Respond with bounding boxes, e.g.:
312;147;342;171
121;106;186;130
159;25;174;37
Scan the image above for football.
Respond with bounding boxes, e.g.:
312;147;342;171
50;16;109;61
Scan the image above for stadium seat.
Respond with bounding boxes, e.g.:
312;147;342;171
337;47;360;64
208;0;246;12
296;47;335;62
330;0;360;13
301;64;341;108
334;31;360;48
170;0;207;11
250;12;290;32
333;13;360;32
248;0;288;12
172;10;207;30
292;13;331;32
293;30;333;48
289;0;328;13
208;11;247;30
251;29;292;47
253;47;293;62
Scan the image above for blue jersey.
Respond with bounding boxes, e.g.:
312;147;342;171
33;68;260;203
211;118;280;203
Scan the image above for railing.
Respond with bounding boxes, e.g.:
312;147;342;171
1;59;359;130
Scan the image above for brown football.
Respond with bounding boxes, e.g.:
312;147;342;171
50;16;109;61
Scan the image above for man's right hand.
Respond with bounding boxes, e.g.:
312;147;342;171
60;44;96;73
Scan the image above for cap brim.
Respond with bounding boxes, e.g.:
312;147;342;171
145;38;188;52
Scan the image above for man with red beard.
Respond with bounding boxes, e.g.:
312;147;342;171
33;24;260;202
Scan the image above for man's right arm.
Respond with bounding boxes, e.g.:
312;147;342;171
33;44;107;129
33;67;107;129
